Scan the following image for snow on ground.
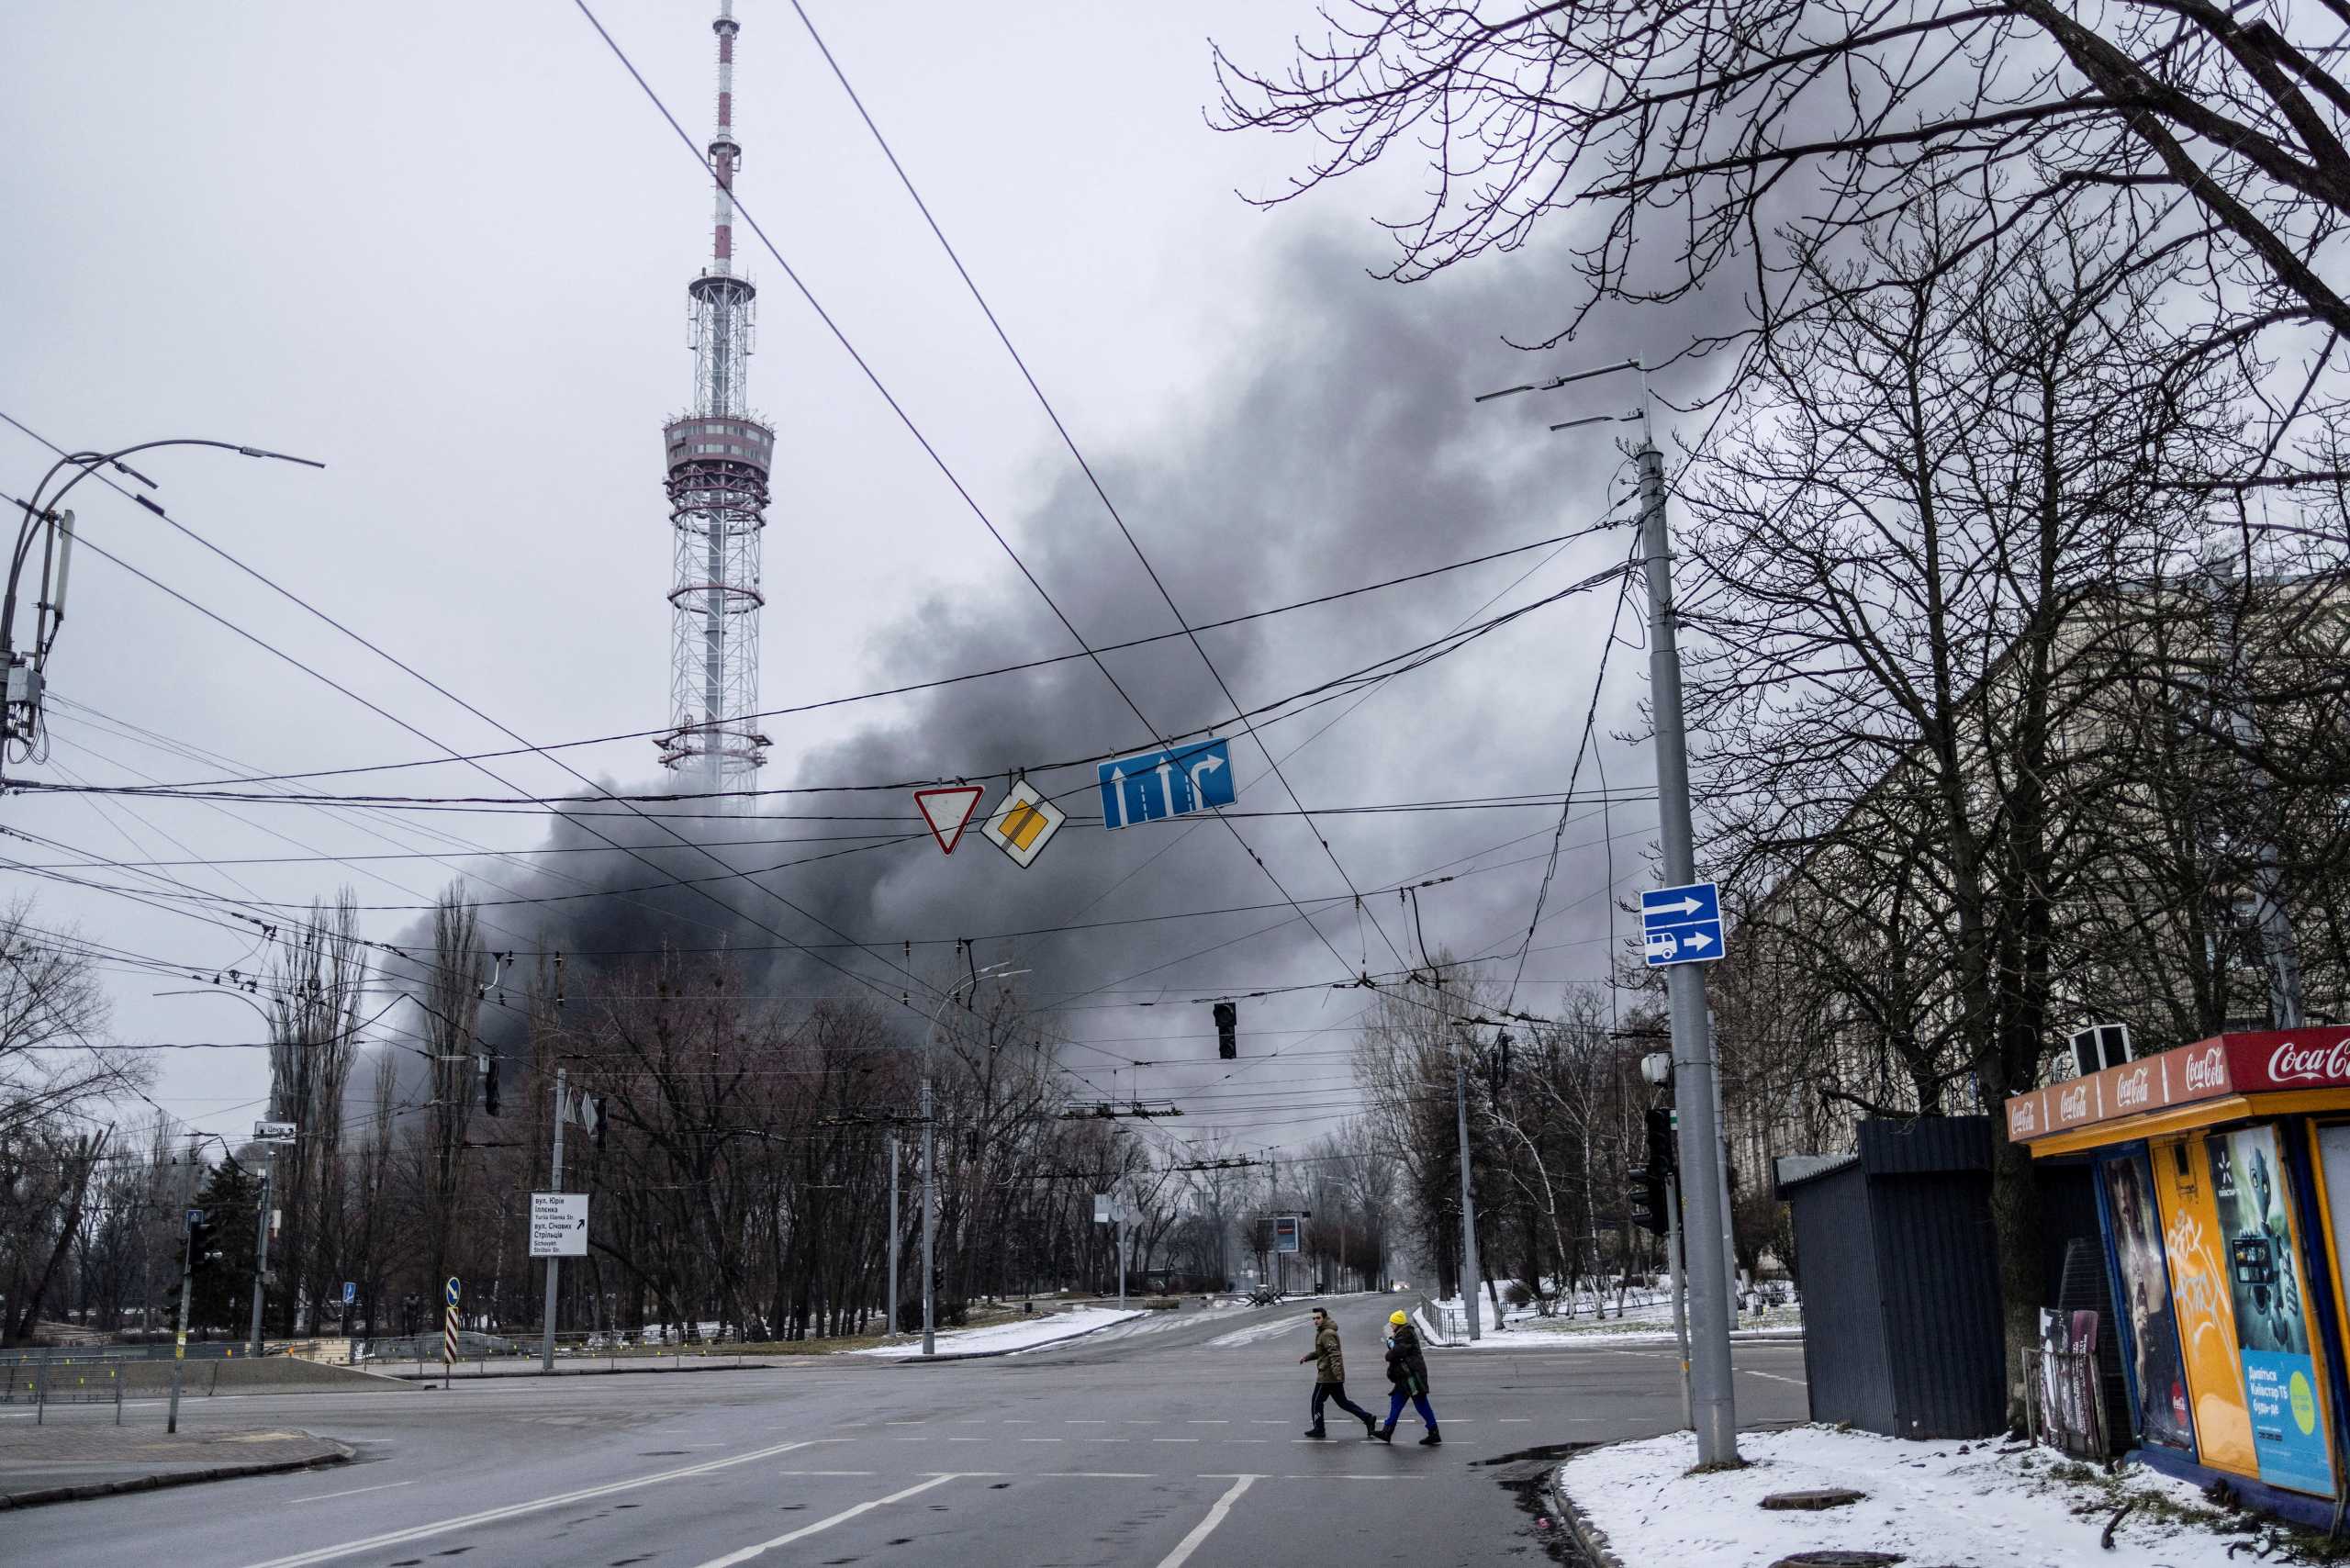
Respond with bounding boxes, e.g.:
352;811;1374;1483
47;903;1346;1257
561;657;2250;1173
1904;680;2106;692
1561;1426;2266;1568
1422;1292;1802;1348
1086;1300;1251;1344
850;1306;1144;1358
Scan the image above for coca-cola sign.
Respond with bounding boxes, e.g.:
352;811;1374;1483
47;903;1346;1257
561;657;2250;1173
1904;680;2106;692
2265;1036;2350;1086
2114;1066;2153;1109
2182;1046;2227;1093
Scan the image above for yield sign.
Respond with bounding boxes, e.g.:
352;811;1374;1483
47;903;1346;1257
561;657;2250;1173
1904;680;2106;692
913;785;986;855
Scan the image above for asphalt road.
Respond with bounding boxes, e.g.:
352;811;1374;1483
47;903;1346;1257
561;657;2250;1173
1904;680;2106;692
3;1294;1808;1567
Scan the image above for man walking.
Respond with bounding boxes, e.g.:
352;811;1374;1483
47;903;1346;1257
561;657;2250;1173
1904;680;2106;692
1373;1309;1441;1446
1298;1305;1379;1439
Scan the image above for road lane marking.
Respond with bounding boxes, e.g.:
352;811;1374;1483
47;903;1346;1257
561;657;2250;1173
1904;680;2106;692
691;1473;959;1568
239;1439;817;1568
288;1481;414;1505
1152;1437;1200;1443
1156;1474;1259;1568
1186;1419;1229;1425
1020;1438;1065;1443
1499;1417;1533;1423
1069;1418;1108;1424
1044;1472;1152;1478
1742;1370;1804;1385
1281;1474;1427;1481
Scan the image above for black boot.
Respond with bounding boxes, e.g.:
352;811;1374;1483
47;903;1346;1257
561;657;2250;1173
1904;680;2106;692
1373;1424;1395;1444
1304;1427;1327;1439
1418;1429;1442;1447
1361;1413;1379;1438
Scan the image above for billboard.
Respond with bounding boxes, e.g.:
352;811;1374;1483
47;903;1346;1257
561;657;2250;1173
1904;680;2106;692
2209;1126;2333;1495
1272;1215;1301;1254
2102;1150;2194;1450
2152;1135;2257;1476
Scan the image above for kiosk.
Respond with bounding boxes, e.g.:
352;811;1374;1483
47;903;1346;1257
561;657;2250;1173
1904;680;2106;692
2007;1030;2350;1523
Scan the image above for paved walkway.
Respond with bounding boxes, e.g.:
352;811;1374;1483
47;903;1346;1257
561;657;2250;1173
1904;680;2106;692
0;1423;351;1508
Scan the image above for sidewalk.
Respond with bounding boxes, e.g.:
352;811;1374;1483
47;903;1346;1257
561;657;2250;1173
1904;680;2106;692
1551;1425;2274;1567
380;1350;791;1379
0;1424;352;1509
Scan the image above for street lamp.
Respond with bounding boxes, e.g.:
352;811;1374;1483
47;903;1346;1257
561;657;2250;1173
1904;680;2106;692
6;437;322;755
155;987;292;1359
920;962;1028;1356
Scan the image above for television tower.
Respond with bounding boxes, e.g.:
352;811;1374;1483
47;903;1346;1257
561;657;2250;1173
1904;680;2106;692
657;0;770;795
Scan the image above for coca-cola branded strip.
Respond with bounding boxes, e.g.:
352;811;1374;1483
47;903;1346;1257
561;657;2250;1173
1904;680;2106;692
2006;1030;2350;1144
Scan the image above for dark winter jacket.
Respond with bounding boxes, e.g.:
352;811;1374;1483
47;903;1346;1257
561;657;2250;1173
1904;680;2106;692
1309;1320;1346;1383
1384;1323;1430;1395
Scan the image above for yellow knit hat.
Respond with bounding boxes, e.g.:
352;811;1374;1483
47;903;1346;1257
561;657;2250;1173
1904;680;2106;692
1389;1310;1409;1325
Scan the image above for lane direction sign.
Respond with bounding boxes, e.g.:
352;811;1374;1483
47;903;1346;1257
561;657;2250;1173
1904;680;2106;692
912;785;986;854
530;1192;588;1258
1096;739;1235;830
979;778;1066;868
1640;880;1725;967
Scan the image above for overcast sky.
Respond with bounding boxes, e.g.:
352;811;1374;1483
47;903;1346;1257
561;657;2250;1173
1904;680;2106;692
0;1;1712;1163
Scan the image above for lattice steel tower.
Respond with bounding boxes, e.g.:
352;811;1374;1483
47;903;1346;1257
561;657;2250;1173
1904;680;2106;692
657;0;770;794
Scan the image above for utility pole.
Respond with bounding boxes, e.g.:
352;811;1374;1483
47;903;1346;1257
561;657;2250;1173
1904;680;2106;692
921;1076;937;1357
1454;1042;1482;1340
540;1067;566;1373
1666;1170;1691;1429
1117;1180;1128;1311
247;1148;273;1359
1637;437;1739;1465
887;1129;900;1338
167;1208;196;1434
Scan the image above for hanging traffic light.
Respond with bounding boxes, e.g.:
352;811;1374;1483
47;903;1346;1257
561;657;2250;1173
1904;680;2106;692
1644;1107;1677;1179
1213;1002;1237;1059
479;1053;500;1117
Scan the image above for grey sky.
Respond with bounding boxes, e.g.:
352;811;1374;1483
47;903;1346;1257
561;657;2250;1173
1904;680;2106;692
0;2;1697;1159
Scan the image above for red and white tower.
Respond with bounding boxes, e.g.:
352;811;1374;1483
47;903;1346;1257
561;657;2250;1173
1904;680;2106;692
657;0;770;794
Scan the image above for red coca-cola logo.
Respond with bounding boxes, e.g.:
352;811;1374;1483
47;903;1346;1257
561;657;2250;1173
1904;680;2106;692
2266;1037;2350;1085
2184;1046;2227;1092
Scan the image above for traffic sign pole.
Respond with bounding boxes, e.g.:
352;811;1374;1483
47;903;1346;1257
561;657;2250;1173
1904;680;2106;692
167;1213;194;1434
444;1276;460;1390
1638;438;1738;1466
248;1147;274;1360
542;1067;565;1374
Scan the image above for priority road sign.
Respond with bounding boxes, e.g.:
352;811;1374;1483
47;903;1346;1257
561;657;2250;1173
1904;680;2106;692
979;778;1065;868
1640;880;1725;966
1096;739;1235;830
530;1192;589;1258
912;785;986;854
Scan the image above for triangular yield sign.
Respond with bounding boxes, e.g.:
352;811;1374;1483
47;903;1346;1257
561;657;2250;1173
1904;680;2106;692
912;785;986;855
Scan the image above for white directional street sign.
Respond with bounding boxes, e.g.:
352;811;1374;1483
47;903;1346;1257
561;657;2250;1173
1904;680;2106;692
979;778;1066;868
1640;880;1726;967
253;1120;297;1142
529;1192;588;1258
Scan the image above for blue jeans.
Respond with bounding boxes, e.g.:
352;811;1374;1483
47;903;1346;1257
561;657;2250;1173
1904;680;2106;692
1385;1390;1438;1430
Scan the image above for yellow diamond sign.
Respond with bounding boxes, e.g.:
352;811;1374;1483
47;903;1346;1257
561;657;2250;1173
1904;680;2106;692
979;778;1066;868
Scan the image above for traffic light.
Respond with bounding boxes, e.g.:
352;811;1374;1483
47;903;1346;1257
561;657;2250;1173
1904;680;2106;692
1490;1031;1513;1098
1629;1165;1670;1235
1644;1107;1677;1179
185;1208;218;1273
1213;1002;1237;1060
479;1053;500;1117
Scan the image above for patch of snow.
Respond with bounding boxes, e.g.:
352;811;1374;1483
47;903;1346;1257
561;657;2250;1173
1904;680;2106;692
849;1306;1144;1358
1561;1425;2255;1568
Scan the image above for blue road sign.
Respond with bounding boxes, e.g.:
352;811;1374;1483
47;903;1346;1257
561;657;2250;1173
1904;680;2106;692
1096;739;1236;829
342;1281;356;1305
1640;880;1725;967
444;1276;461;1306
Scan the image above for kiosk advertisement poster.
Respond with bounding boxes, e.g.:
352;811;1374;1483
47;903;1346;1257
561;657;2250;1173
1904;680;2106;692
2210;1126;2333;1495
2103;1150;2195;1450
2153;1135;2257;1475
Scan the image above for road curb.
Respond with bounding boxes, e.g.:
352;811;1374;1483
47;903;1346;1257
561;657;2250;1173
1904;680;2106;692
386;1360;778;1381
1546;1454;1628;1568
885;1310;1147;1363
0;1439;354;1511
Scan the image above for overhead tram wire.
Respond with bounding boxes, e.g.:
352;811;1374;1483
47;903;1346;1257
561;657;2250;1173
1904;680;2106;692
571;1;1371;991
786;0;1412;976
14;570;1620;818
85;521;1624;793
0;420;951;1021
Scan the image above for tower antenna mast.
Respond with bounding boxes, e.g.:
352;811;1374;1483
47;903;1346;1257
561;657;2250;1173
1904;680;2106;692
656;0;770;795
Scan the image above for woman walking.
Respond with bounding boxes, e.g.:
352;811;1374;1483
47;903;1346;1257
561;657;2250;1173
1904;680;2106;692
1374;1310;1440;1445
